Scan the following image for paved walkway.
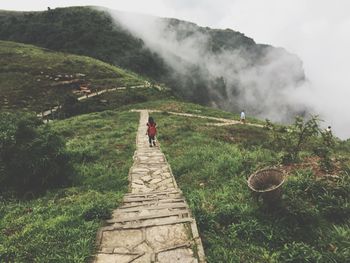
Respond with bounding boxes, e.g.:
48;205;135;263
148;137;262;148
37;84;148;119
94;110;206;263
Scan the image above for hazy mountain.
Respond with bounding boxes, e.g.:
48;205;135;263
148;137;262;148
0;6;307;121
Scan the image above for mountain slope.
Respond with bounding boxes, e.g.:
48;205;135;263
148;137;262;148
0;40;144;111
0;6;306;120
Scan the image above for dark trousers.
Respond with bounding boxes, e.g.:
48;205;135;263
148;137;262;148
148;135;155;144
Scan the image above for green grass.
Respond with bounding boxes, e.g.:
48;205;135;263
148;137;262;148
150;108;350;263
1;99;349;262
0;40;145;112
0;109;138;262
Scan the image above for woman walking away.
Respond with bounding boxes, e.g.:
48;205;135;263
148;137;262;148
146;116;157;147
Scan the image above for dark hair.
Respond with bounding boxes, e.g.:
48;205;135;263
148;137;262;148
148;116;154;124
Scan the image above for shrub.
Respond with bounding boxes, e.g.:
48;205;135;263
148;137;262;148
0;112;72;196
266;116;321;164
60;94;82;118
229;218;270;244
326;225;350;261
82;202;111;221
314;130;336;172
215;205;244;227
278;242;322;263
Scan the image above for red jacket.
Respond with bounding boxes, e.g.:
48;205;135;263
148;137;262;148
147;122;157;136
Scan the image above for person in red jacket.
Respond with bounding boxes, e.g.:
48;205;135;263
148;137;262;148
146;116;157;147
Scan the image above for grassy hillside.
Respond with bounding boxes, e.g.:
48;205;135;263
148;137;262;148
131;100;350;262
0;7;167;82
0;109;139;262
0;99;349;262
0;40;145;112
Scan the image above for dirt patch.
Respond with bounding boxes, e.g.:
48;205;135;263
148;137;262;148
280;156;343;178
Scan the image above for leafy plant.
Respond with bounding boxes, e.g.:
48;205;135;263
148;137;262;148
82;202;111;221
314;129;336;172
278;242;322;263
266;115;321;163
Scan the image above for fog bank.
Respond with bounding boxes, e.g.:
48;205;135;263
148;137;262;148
109;10;308;124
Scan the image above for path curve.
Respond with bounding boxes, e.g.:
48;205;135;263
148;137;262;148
37;84;148;119
136;109;264;128
94;110;206;263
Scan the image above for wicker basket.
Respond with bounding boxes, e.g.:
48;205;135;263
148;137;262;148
247;168;285;205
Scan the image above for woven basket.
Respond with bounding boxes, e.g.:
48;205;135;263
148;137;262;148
248;168;285;205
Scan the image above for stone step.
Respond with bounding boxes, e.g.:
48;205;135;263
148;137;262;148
107;210;190;224
94;252;144;263
122;196;185;203
130;187;179;195
103;217;194;230
116;202;189;212
130;163;170;169
124;194;182;202
138;156;165;160
98;241;193;255
136;162;169;166
134;152;165;156
123;196;182;203
134;150;164;154
120;199;187;209
124;189;181;198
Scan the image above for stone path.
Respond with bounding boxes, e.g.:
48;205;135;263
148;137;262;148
94;110;206;263
37;84;148;119
147;110;264;128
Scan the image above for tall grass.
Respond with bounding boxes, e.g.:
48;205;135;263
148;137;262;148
153;111;350;263
0;110;138;262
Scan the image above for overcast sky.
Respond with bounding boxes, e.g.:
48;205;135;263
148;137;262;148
1;0;349;138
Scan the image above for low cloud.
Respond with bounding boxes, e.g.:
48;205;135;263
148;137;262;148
109;9;308;124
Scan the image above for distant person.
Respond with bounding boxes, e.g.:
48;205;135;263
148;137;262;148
324;126;334;147
146;116;157;147
240;110;246;124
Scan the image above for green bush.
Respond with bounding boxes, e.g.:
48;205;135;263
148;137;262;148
0;112;72;196
278;242;322;263
82;202;111;221
314;130;336;172
266;116;321;164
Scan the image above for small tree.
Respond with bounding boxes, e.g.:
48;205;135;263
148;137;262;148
267;115;321;164
314;129;336;173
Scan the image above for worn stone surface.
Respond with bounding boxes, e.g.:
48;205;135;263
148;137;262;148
94;110;205;263
158;248;198;263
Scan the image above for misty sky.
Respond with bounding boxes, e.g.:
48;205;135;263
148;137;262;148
1;0;349;138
